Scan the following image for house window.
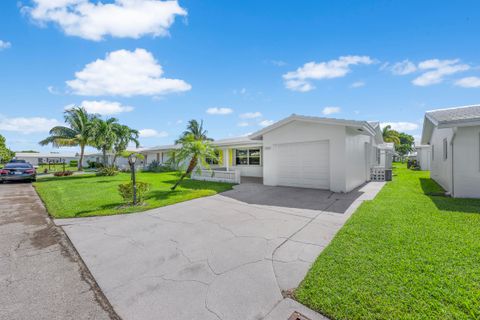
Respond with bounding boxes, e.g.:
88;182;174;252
205;150;220;165
376;148;381;165
443;138;448;161
235;148;261;166
431;145;434;161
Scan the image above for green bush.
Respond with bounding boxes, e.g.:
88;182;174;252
118;181;151;205
146;160;174;173
96;166;118;176
69;160;78;167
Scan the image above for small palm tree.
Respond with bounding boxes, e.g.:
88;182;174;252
112;124;140;165
176;119;212;143
39;107;96;170
91;117;119;167
170;134;218;190
382;125;401;145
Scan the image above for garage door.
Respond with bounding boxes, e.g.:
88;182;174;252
274;140;330;189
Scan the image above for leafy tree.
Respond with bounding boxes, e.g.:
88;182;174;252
111;124;140;165
91;117;119;167
395;132;415;156
39;107;96;170
0;134;15;163
382;125;401;145
169;134;218;190
175;120;212;144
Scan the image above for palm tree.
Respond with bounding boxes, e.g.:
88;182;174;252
111;124;140;165
175;119;212;143
39;107;96;170
91;117;119;167
382;125;401;145
170;134;218;190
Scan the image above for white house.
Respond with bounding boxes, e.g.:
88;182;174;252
415;145;431;171
14;152;79;166
421;105;480;198
142;114;385;193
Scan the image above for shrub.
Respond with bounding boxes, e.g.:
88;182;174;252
53;170;74;177
118;181;151;205
69;160;78;167
87;160;103;169
96;166;119;176
146;160;174;173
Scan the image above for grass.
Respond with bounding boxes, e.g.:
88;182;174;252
34;171;234;218
296;163;480;319
37;164;79;173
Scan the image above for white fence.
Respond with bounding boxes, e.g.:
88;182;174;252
191;169;240;184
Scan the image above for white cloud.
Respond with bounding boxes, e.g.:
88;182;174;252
24;0;187;41
350;81;365;88
47;86;61;94
206;107;233;115
75;100;134;115
381;122;419;132
139;129;168;138
391;60;417;75
240;112;262;119
259;120;274;127
283;55;374;92
66;48;191;96
322;106;341;115
237;121;249;127
454;76;480;88
270;60;287;67
0;40;11;50
412;59;470;86
0;116;61;134
176;119;183;124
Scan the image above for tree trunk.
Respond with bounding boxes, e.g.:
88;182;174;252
112;154;118;168
171;156;197;190
78;144;85;171
102;148;108;167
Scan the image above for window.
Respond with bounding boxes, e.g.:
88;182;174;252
205;150;220;165
376;148;381;165
431;145;434;161
443;138;448;161
235;148;261;166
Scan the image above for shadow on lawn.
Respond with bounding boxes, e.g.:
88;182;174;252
162;179;234;192
37;174;99;183
419;178;480;214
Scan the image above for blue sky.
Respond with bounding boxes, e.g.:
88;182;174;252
1;0;480;152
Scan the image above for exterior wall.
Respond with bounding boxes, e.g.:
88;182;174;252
262;121;347;192
416;147;431;171
452;126;480;198
219;147;263;177
16;155;78;166
430;127;454;193
345;128;371;192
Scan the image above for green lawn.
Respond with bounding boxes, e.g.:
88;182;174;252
296;164;480;319
34;171;234;218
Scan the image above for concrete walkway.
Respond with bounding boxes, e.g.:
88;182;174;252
0;182;118;320
57;182;385;320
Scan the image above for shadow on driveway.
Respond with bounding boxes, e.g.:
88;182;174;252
221;182;366;213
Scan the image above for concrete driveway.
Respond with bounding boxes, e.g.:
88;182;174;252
56;182;384;320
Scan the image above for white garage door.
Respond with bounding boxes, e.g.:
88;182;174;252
274;140;330;189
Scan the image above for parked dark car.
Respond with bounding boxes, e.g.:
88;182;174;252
0;162;36;183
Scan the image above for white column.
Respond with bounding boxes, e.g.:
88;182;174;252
224;148;229;170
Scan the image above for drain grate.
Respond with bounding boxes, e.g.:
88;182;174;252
288;311;312;320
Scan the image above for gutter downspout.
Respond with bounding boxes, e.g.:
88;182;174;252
450;128;457;197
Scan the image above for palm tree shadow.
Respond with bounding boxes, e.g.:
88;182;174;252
419;178;480;214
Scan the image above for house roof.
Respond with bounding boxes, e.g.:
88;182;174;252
212;136;263;147
15;152;78;158
249;114;382;143
421;104;480;144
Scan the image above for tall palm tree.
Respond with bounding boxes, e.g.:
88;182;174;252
111;124;140;165
175;120;212;144
39;107;96;170
382;125;401;145
91;117;119;167
170;134;218;190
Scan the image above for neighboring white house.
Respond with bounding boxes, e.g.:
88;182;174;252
415;145;431;171
83;148;145;169
14;152;79;166
421;104;480;198
142;114;385;193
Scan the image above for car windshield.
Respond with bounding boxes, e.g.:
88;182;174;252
5;163;32;169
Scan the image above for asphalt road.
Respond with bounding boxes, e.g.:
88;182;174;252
0;182;119;320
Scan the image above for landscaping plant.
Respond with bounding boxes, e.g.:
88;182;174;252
118;181;151;205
